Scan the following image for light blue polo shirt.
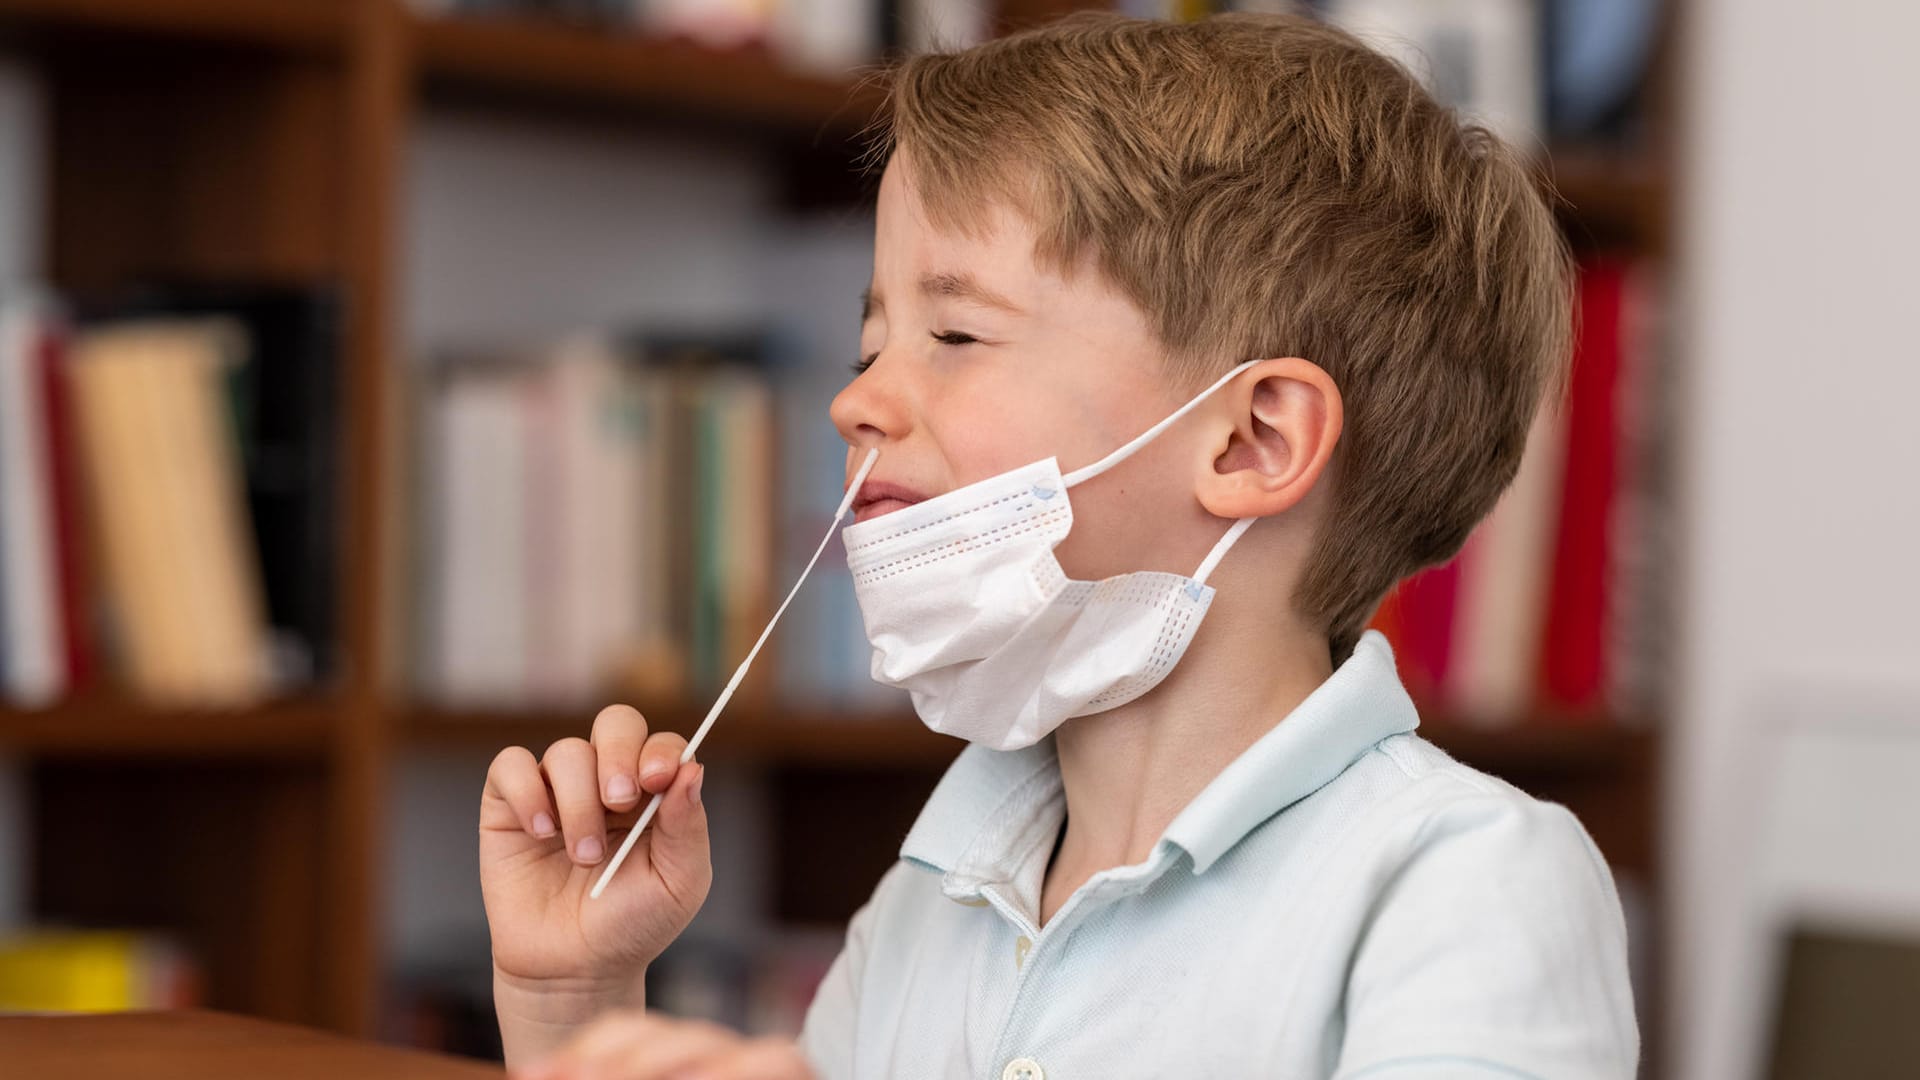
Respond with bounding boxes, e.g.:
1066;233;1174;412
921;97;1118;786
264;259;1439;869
799;631;1639;1079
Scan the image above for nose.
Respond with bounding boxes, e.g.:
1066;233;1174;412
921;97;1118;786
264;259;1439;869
830;354;910;454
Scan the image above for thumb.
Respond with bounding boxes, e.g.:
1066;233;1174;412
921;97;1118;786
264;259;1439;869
647;763;711;904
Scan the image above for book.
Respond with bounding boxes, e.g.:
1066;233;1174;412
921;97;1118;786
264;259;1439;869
0;929;200;1011
425;358;532;706
1540;256;1627;714
67;319;274;706
0;289;64;706
38;307;94;696
1322;0;1543;149
1444;397;1568;723
1391;557;1461;705
900;0;990;53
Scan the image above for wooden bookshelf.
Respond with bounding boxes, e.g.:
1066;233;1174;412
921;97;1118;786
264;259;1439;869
410;12;885;132
0;0;1673;1056
1543;145;1670;254
0;695;333;758
406;700;1651;774
0;0;345;50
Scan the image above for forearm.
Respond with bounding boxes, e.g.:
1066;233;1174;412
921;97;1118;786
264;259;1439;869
494;967;646;1069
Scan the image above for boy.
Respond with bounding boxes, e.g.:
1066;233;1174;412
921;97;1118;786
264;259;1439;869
479;12;1639;1079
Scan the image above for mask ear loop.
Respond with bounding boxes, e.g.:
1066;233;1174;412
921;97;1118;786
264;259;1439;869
1193;517;1256;586
592;447;880;900
1061;359;1262;489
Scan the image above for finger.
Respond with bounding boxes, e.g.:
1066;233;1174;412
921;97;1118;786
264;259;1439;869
540;738;608;866
646;762;712;909
637;731;689;795
698;1038;816;1080
484;746;557;840
591;704;650;810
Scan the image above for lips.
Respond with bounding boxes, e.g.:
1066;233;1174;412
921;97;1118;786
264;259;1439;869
851;479;928;523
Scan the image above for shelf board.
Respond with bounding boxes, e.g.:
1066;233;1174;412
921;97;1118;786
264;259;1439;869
0;0;345;52
0;693;334;758
407;699;1652;776
406;701;963;767
1540;144;1669;251
1420;715;1655;775
408;13;886;136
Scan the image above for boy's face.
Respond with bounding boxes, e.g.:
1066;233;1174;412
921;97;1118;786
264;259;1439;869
833;153;1226;581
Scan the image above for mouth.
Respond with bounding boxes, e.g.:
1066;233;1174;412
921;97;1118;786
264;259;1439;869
851;480;928;523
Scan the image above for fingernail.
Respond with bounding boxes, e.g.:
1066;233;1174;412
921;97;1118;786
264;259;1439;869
689;765;704;806
608;773;636;802
576;835;604;863
640;759;670;784
531;812;556;838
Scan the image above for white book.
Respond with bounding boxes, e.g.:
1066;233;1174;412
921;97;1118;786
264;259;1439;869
547;334;646;703
1323;0;1543;151
771;0;881;73
903;0;991;54
0;291;62;705
432;366;531;705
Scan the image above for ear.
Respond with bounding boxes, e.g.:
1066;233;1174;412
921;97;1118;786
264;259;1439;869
1195;357;1343;520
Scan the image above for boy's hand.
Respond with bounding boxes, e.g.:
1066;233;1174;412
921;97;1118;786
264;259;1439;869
514;1010;814;1080
480;705;713;1063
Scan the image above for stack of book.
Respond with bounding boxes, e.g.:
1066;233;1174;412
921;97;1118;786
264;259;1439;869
414;332;774;708
412;327;904;714
0;283;342;709
1370;255;1668;724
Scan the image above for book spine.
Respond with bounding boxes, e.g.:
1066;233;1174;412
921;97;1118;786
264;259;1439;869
1541;257;1627;715
37;307;91;694
0;292;63;705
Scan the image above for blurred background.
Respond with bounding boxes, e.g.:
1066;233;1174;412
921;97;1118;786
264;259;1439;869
0;1;1912;1077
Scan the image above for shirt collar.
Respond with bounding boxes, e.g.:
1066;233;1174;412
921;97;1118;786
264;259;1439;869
899;630;1419;882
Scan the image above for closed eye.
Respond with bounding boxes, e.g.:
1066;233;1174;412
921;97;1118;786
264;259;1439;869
931;330;980;346
850;352;877;375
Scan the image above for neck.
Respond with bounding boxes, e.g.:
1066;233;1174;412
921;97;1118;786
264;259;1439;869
1042;593;1333;922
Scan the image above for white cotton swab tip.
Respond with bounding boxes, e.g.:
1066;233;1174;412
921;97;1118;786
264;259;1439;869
588;448;879;901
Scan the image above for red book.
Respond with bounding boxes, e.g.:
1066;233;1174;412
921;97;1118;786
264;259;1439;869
37;312;94;692
1367;584;1406;650
1391;558;1461;708
1540;258;1627;714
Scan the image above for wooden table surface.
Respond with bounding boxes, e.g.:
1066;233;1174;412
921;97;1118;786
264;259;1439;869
0;1009;504;1077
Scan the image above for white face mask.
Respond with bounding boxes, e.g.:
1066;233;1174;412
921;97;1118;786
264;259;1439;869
841;361;1260;750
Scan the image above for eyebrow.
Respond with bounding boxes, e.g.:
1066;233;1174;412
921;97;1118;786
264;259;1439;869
861;271;1027;321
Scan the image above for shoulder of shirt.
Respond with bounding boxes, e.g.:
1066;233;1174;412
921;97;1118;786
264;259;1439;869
1336;730;1617;882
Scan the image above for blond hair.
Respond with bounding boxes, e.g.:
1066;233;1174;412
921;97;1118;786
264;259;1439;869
867;11;1574;663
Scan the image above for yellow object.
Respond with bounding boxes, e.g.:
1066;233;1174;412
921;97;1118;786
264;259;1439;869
0;930;189;1013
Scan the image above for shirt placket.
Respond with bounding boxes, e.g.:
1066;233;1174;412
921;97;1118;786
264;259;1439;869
976;853;1175;1080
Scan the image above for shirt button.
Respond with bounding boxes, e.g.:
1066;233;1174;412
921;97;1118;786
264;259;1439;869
1002;1058;1044;1080
1014;935;1032;970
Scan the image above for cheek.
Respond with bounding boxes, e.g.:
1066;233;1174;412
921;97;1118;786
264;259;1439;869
1053;448;1204;580
930;383;1075;486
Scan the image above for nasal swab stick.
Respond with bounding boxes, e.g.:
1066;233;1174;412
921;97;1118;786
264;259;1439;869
591;448;879;900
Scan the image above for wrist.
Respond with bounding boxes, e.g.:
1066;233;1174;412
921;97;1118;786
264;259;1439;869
493;966;645;1067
